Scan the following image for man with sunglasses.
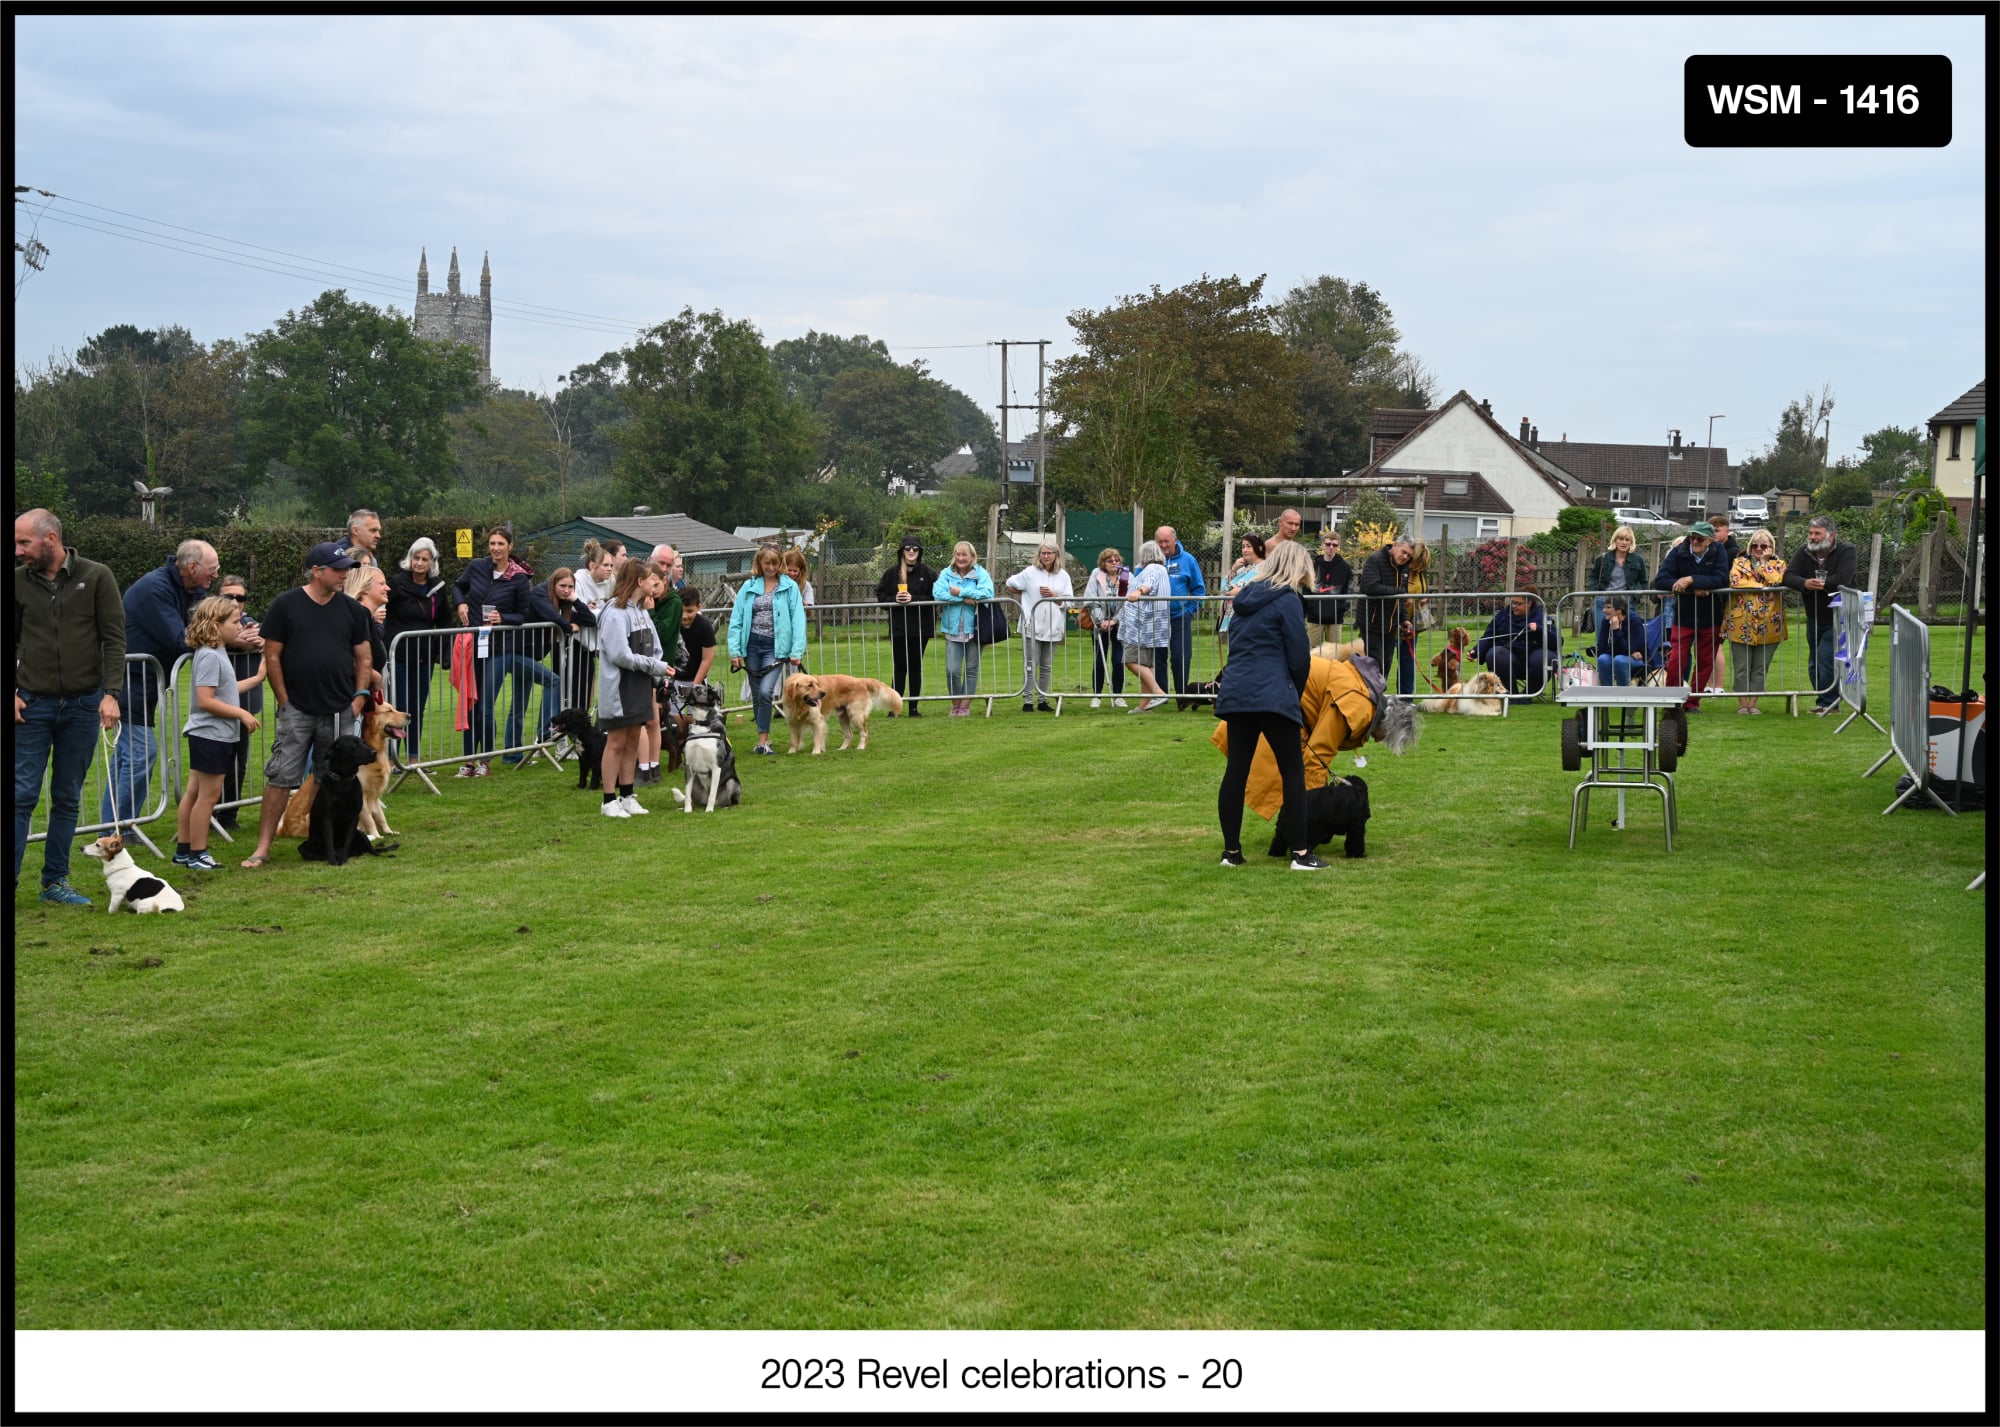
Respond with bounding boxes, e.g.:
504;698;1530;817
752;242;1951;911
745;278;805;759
1309;529;1352;647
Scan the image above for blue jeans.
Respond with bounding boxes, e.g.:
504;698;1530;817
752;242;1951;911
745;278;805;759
1488;647;1556;696
97;718;158;834
391;649;437;765
16;688;104;890
944;638;981;696
465;653;559;755
1597;654;1637;687
1167;613;1195;693
1806;612;1837;707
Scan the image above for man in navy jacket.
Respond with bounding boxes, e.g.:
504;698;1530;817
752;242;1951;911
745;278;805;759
1652;521;1730;710
100;539;216;834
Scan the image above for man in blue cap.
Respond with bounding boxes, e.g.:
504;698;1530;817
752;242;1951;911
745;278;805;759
1652;520;1730;710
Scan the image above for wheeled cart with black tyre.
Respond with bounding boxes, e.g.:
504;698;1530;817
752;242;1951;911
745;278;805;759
1555;685;1691;849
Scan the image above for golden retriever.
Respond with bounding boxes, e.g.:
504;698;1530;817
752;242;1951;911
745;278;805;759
782;672;903;754
276;699;411;839
1417;670;1507;717
1313;637;1367;662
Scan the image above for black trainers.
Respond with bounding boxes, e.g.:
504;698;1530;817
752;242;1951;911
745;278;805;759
1219;849;1246;867
1289;852;1331;871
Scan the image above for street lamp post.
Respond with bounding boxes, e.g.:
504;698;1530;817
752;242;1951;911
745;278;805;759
1703;414;1724;518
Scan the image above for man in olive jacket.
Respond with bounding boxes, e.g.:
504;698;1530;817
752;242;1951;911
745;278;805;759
13;509;126;904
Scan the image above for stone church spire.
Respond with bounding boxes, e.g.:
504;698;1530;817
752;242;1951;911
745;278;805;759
417;247;429;296
447;247;461;295
480;250;491;299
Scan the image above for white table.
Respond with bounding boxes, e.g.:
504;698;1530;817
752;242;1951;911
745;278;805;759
1555;685;1690;849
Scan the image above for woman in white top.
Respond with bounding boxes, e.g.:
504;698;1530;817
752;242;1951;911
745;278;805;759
1079;547;1128;708
571;539;617;721
1005;543;1074;712
1120;541;1173;712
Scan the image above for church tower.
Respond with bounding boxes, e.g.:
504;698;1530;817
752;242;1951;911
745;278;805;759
413;246;493;386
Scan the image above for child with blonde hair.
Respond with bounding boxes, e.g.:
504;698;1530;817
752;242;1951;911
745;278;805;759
173;595;265;870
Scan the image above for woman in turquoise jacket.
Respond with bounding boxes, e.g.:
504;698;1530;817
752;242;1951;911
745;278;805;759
933;540;995;716
727;546;808;754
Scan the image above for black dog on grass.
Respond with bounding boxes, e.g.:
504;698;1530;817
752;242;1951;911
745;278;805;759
549;707;607;790
1267;775;1370;860
301;734;392;865
1176;679;1222;712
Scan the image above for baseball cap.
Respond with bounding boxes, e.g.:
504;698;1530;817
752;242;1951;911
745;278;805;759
306;541;358;570
1687;521;1715;539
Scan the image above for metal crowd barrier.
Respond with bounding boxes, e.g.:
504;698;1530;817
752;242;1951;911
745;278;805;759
1548;586;1838;715
385;622;572;794
708;597;1030;717
1832;586;1885;735
1864;605;1956;814
22;653;177;858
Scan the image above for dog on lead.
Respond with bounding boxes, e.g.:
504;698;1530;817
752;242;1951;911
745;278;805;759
80;834;186;913
1176;679;1222;713
781;672;903;754
1417;670;1508;717
1429;626;1472;690
277;699;409;840
671;681;741;811
300;734;392;865
1267;775;1371;861
549;707;608;791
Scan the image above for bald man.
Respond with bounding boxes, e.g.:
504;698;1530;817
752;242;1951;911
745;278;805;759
1154;525;1207;695
101;537;218;834
1273;509;1303;543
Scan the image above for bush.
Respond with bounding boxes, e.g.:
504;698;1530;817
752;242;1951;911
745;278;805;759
1472;538;1536;592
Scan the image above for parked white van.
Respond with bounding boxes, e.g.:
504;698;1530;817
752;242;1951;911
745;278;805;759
1727;494;1769;526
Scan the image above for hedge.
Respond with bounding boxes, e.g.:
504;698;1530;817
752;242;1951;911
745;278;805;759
59;517;563;613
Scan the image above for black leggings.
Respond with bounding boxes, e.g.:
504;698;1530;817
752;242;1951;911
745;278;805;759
1218;711;1307;855
891;633;927;698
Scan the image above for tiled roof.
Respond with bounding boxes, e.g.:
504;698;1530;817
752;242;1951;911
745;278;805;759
1538;440;1736;494
1325;470;1515;515
1351;391;1583;504
579;514;760;556
1928;380;1985;427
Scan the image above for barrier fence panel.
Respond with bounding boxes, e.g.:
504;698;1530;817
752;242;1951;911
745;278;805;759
23;654;177;859
385;622;570;793
1550;586;1836;715
708;598;1030;721
1037;592;1232;714
1832;586;1886;734
1864;605;1955;814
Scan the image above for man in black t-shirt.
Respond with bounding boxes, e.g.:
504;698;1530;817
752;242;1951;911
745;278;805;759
673;589;718;686
240;543;374;868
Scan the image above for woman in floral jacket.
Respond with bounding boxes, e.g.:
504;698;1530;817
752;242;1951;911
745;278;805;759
1719;528;1788;714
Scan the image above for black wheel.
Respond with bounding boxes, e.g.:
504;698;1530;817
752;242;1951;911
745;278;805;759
1560;715;1583;772
1670;709;1689;755
1658;715;1680;773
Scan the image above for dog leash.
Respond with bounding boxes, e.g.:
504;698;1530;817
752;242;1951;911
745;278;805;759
100;723;124;832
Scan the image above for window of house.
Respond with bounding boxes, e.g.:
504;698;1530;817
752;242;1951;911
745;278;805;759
1686;492;1706;512
1443;478;1468;496
1610;487;1630;504
1476;517;1501;539
1949;424;1962;459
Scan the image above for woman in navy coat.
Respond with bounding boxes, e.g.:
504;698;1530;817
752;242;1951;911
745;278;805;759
1213;540;1326;871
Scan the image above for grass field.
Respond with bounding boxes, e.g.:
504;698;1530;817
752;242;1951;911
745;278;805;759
12;628;1987;1329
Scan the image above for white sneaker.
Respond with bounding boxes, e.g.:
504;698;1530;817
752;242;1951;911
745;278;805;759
600;799;630;819
619;795;650;816
1090;698;1102;709
1112;697;1128;708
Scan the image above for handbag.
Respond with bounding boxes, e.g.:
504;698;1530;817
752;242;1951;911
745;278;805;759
1077;608;1094;632
975;601;1009;647
1560;655;1598;689
1575;603;1595;637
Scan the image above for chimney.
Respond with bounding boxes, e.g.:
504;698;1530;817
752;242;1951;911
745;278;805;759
1530;425;1539;449
1480;397;1492;415
1519;417;1530;442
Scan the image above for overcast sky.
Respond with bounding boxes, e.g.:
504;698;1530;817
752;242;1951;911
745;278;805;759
12;13;1987;468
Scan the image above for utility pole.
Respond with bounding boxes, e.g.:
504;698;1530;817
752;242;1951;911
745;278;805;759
992;338;1052;536
1704;414;1724;517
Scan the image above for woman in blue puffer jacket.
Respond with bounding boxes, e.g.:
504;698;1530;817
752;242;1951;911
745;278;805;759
726;545;807;754
1212;540;1326;871
932;540;995;717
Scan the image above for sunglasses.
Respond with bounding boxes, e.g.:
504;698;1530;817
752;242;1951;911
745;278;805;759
219;593;246;602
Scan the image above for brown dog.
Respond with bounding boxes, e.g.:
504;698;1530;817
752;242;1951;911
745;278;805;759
782;673;903;754
276;699;410;839
1417;670;1507;716
1429;626;1472;689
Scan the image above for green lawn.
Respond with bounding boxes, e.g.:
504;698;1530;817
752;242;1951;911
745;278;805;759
12;629;1986;1328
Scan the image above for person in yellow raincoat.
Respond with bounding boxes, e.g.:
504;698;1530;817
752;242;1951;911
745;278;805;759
1209;650;1419;831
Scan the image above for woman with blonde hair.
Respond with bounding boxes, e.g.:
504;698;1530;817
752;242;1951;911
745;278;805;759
344;563;391;698
1720;527;1788;714
174;595;265;871
932;540;995;716
1005;542;1073;712
727;544;807;751
1079;547;1128;707
1211;538;1326;869
1589;525;1647;635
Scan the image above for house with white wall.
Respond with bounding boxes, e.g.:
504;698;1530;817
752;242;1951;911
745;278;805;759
1330;390;1586;539
1927;380;1985;527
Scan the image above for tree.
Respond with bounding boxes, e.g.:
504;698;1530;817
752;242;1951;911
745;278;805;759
1336;488;1398;546
449;390;557;499
1852;424;1929;490
1271;276;1437;481
1048;273;1303;528
1811;464;1874;512
613;307;819;529
1272;276;1403;386
13;459;75;523
816;363;960;489
240;290;482;522
1736;385;1836;495
769;330;893;412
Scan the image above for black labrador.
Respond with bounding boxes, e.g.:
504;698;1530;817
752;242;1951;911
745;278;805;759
550;707;607;790
1267;774;1370;860
301;734;388;865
